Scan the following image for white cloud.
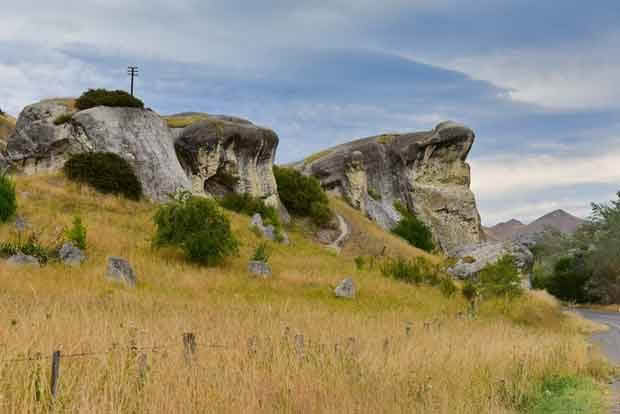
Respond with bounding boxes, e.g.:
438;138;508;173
417;31;620;110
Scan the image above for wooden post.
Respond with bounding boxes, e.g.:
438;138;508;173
50;350;61;400
183;333;196;365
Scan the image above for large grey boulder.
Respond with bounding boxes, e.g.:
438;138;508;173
291;121;483;253
334;278;356;299
174;116;287;218
106;257;137;287
59;242;86;267
6;100;190;201
7;253;40;267
448;241;534;287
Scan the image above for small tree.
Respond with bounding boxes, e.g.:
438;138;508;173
391;202;435;252
66;216;87;250
0;172;17;223
153;194;238;266
477;255;522;299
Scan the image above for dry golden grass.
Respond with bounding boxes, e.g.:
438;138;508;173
39;98;77;112
0;114;16;147
0;174;610;413
163;114;212;129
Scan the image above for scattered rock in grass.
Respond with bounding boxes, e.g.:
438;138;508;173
250;213;289;245
248;260;272;278
334;278;356;299
14;215;30;232
7;253;40;267
106;257;136;287
59;242;85;267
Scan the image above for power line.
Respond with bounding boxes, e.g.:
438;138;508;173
127;66;139;96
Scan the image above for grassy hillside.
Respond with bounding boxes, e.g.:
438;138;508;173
0;113;16;148
0;174;612;413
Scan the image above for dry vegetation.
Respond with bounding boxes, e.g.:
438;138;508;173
163;114;212;129
0;174;612;413
0;113;16;148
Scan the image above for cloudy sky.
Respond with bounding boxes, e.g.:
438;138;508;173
2;0;619;225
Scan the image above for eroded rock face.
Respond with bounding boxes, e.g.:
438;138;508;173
6;101;190;201
174;117;285;212
448;241;534;288
292;121;483;252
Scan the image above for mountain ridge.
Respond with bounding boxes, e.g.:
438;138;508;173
484;209;583;241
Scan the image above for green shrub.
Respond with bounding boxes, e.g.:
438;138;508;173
354;256;365;271
273;166;333;226
391;202;435;252
153;194;239;266
439;277;457;297
251;242;271;262
462;280;479;304
368;188;382;201
309;201;333;227
219;193;279;227
63;152;143;200
66;216;87;250
477;255;523;299
0;173;17;223
0;233;56;265
545;255;592;303
53;113;73;125
75;89;144;111
381;256;440;285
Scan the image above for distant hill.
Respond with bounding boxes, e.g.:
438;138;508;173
484;219;524;241
485;209;584;241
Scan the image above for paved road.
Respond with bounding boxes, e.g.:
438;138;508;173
577;309;620;413
577;309;620;363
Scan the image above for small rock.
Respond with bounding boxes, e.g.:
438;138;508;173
14;215;30;232
106;257;137;287
251;213;263;228
7;253;40;267
248;260;272;278
334;278;356;299
59;242;85;267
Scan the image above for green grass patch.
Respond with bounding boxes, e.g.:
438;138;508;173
303;149;332;166
524;375;606;414
164;114;211;128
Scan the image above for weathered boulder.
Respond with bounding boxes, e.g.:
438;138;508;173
7;253;40;267
6;100;190;201
106;257;137;287
249;213;289;244
248;260;272;278
174;116;286;215
334;278;356;299
59;242;86;267
291;121;483;253
448;241;534;287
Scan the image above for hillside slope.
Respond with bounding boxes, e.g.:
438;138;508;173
0;174;608;413
0;112;16;149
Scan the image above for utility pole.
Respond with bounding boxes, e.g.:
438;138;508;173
127;66;139;96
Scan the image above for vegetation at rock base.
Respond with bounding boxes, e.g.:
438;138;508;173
66;216;87;250
75;88;144;111
63;152;143;200
153;193;239;266
0;174;611;413
53;112;73;125
0;173;17;223
274;165;334;227
251;242;271;263
391;201;435;252
219;192;280;227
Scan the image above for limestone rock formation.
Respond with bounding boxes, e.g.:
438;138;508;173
6;100;190;201
292;121;483;252
448;241;534;288
174;116;286;214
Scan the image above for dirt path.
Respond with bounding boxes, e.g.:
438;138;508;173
328;214;349;253
577;309;620;413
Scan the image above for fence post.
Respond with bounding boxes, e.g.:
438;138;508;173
183;333;196;365
50;350;61;400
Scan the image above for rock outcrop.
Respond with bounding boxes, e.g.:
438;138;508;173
6;100;190;201
448;241;534;288
292;121;483;252
174;116;286;213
